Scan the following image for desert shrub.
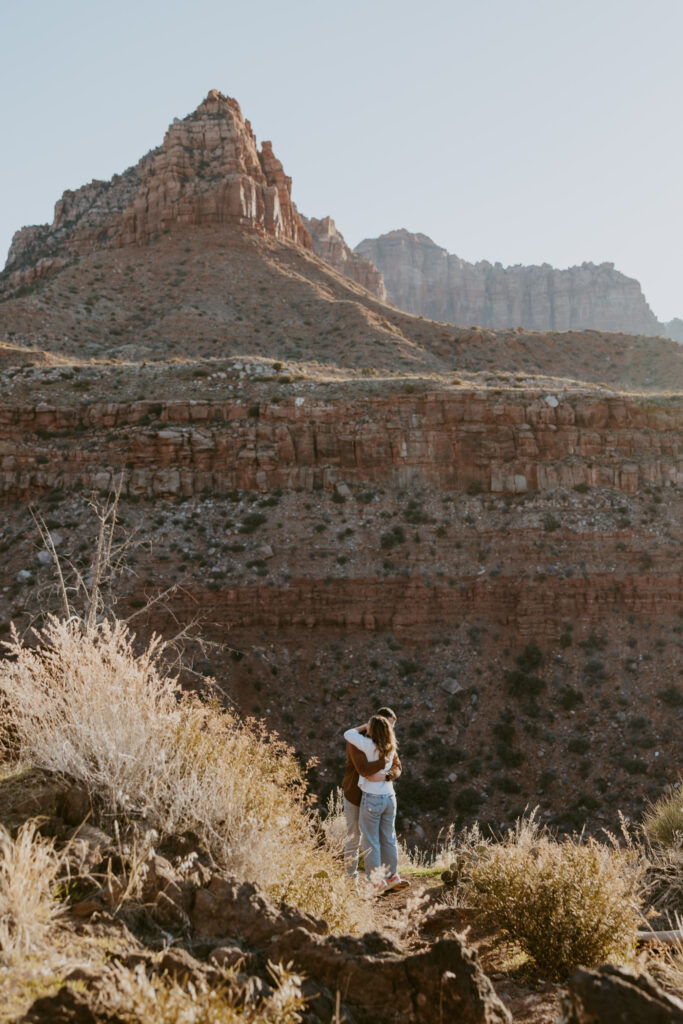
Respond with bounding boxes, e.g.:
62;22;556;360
658;686;683;708
559;686;583;710
643;785;683;847
453;787;483;814
380;526;405;550
505;669;545;698
0;821;65;961
515;642;543;673
239;512;267;533
462;815;641;978
0;619;368;933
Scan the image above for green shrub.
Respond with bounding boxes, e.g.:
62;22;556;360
506;669;545;698
380;526;405;550
453;787;483;813
239;512;267;533
463;816;641;978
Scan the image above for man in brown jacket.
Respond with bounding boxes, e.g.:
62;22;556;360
342;706;401;880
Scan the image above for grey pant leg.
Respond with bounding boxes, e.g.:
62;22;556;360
343;796;361;878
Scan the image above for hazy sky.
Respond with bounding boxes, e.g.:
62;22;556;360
1;0;681;319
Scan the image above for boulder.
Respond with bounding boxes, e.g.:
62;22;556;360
560;965;683;1023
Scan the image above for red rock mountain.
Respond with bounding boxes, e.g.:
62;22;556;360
1;90;311;296
302;216;387;301
356;229;666;336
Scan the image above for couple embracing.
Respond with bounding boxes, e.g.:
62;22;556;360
342;706;409;894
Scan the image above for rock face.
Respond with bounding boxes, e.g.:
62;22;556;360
356;230;663;334
1;90;311;296
303;215;387;300
2;390;680;504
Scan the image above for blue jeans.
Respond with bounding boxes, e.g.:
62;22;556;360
359;791;398;880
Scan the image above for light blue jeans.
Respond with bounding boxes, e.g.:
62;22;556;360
359;791;398;880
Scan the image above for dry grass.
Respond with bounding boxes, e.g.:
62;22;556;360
643;785;683;848
0;617;371;933
457;814;642;979
0;821;65;962
100;961;307;1024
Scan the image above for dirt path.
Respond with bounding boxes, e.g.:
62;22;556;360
376;876;564;1024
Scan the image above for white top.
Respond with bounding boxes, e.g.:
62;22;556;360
344;728;395;794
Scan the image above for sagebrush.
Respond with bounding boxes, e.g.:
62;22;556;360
459;815;642;978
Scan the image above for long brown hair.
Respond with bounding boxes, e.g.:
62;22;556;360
368;714;397;758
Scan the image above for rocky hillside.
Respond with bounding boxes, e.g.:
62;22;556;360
356;230;668;336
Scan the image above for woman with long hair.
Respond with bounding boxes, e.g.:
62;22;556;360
343;714;405;893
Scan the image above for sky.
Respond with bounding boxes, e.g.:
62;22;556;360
1;0;681;320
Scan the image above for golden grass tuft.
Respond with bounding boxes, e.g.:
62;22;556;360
102;961;307;1024
0;821;65;962
643;785;683;848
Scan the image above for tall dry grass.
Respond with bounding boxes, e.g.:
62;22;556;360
0;617;370;933
643;785;683;848
102;961;306;1024
0;821;65;962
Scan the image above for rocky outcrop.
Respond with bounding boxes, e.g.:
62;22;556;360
665;318;683;344
356;230;663;334
0;391;680;503
303;216;387;300
1;91;311;296
560;965;683;1022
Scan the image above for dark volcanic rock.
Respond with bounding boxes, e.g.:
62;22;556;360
560;965;683;1023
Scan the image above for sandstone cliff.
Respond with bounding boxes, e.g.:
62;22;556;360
302;216;387;300
1;90;311;296
356;230;664;335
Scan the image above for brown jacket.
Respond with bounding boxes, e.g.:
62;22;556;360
342;734;402;807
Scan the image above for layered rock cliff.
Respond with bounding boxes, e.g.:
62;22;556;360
302;216;387;300
356;230;663;335
1;389;680;504
1;90;311;296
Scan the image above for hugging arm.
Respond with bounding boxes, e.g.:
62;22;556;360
347;743;389;779
385;752;402;782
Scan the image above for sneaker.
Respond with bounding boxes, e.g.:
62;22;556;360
372;879;388;895
385;874;410;891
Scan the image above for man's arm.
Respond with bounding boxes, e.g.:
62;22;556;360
347;742;389;779
385;752;402;782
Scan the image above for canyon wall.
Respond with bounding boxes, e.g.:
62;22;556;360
302;216;387;300
356;230;663;335
1;91;311;296
1;390;680;504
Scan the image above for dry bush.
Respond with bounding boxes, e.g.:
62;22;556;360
0;618;370;933
643;786;683;848
460;814;642;979
102;961;306;1024
0;821;65;961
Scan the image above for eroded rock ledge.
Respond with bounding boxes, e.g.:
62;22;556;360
0;391;680;503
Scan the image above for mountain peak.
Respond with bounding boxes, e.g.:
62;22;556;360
1;92;311;296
